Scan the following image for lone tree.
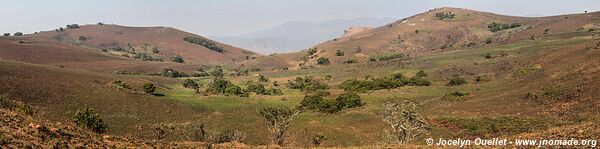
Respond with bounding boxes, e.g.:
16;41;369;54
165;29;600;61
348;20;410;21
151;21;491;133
381;99;429;145
143;82;156;94
317;57;330;65
335;50;344;56
183;79;200;90
260;107;300;146
3;33;9;36
74;107;108;133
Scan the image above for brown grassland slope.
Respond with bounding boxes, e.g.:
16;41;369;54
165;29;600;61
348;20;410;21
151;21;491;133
32;24;259;65
1;7;600;148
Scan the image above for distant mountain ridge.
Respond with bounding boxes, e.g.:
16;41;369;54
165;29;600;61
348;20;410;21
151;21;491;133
211;17;396;54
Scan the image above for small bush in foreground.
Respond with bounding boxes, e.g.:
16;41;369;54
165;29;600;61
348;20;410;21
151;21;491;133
74;107;107;133
143;83;156;94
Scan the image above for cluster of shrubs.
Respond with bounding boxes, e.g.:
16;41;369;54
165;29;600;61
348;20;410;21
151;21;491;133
184;37;226;53
66;24;80;29
110;80;130;90
435;12;456;20
286;76;329;92
369;53;406;61
171;55;184;63
155;68;189;78
524;86;570;102
339;71;430;92
247;82;283;96
306;48;318;56
487;22;521;32
200;77;283;97
133;53;163;61
13;32;24;36
299;91;364;113
204;78;247;97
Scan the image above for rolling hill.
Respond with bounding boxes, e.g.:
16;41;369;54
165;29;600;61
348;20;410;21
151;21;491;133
247;7;600;69
31;24;259;65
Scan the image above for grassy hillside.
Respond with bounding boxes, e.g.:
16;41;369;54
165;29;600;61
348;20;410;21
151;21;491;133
31;24;259;65
1;7;599;148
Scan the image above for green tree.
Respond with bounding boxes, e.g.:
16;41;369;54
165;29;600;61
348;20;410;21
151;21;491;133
74;107;108;133
317;57;330;65
3;33;10;36
335;50;344;56
183;79;200;89
13;32;23;36
143;83;156;94
306;48;318;56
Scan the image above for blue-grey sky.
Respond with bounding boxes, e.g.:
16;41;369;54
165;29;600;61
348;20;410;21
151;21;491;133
1;0;598;36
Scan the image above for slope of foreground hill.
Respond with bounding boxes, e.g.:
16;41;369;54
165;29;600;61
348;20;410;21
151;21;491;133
0;7;599;148
31;24;259;65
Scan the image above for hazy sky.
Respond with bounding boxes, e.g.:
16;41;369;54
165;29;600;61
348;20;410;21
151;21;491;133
1;0;598;36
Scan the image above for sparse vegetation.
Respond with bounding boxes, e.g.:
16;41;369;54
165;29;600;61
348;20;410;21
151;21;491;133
441;91;470;101
446;77;468;86
369;53;406;61
343;59;356;64
74;107;108;134
157;68;188;78
184;37;226;53
524;86;571;102
435;12;455;20
110;80;130;90
3;33;10;36
487;22;521;32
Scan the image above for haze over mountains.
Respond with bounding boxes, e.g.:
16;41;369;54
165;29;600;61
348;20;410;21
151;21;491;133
211;17;395;54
